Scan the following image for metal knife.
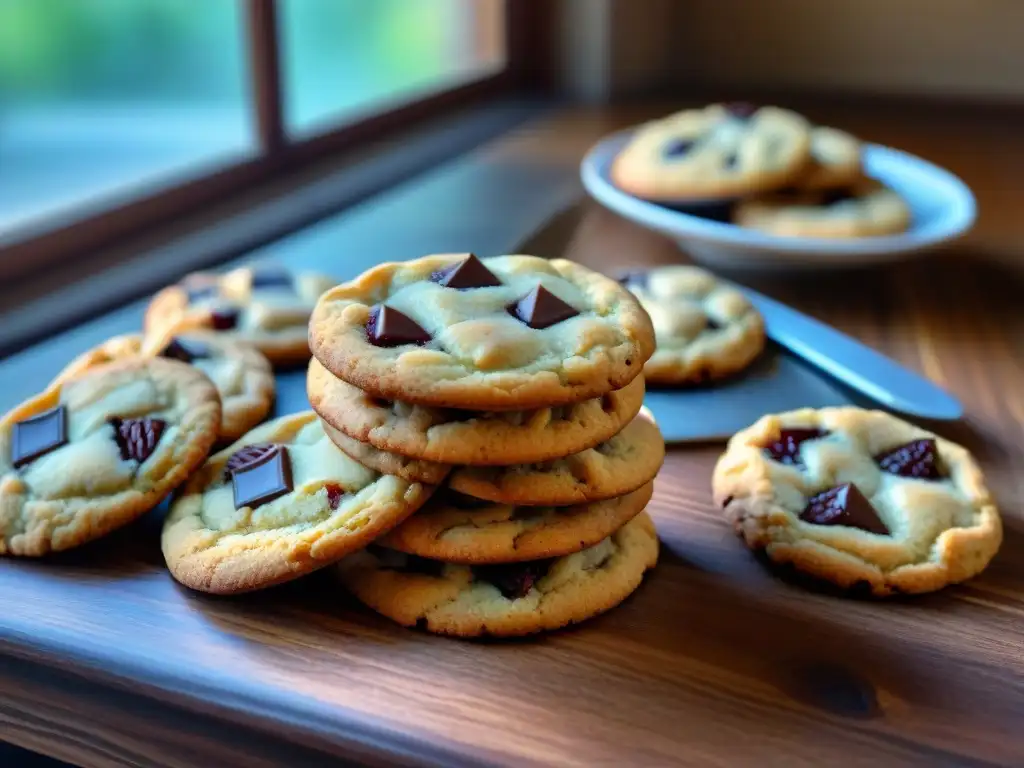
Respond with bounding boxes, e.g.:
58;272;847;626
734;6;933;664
736;284;963;421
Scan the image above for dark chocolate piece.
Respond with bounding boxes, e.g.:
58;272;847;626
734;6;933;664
725;101;758;120
232;445;293;509
723;152;739;171
110;417;166;463
11;405;68;468
250;265;293;290
800;483;889;535
705;315;722;331
210;308;240;330
509;285;579;330
224;443;277;478
325;482;345;510
764;428;828;467
473;560;554;600
663;138;695;158
160;336;210;363
875;439;942;480
366;305;431;347
431;253;502;290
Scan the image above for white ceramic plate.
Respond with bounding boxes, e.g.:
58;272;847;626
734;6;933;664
580;129;977;271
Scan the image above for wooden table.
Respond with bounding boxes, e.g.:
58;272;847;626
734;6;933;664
2;103;1024;767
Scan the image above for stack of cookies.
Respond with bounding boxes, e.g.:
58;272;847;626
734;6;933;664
612;102;911;238
305;253;664;637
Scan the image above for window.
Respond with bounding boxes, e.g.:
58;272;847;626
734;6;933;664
1;0;516;260
281;0;505;135
0;0;253;237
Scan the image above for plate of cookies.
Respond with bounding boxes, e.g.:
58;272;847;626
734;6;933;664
581;103;977;270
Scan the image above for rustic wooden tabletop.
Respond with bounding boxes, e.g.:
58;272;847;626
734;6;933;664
1;102;1023;768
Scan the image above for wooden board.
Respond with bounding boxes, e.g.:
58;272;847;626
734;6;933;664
2;103;1024;768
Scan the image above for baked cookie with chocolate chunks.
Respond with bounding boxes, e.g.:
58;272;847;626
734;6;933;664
338;511;659;637
611;103;812;202
378;481;652;564
308;357;645;465
0;358;220;556
162;411;435;594
145;262;335;367
620;265;765;385
53;331;274;443
734;178;911;238
308;253;654;410
797;125;863;191
712;407;1002;596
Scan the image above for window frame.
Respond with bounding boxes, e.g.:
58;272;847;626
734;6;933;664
0;0;543;281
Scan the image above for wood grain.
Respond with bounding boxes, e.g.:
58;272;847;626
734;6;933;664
2;102;1024;767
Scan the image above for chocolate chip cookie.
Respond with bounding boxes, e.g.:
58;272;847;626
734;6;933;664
308;357;646;465
308;253;654;410
734;179;911;238
1;358;220;556
620;265;765;384
798;126;863;191
53;331;275;443
377;481;652;564
611;103;813;202
145;263;335;367
162;411;436;594
338;511;659;637
712;407;1002;596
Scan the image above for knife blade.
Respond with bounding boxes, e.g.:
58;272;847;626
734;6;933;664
736;285;963;421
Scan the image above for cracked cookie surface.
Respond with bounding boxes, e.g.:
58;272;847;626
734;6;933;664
0;358;220;556
377;481;653;564
145;263;335;367
161;411;435;594
338;511;658;637
712;407;1001;596
621;265;765;384
308;357;645;464
308;254;654;410
53;331;274;443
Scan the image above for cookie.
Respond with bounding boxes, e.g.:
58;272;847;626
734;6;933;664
145;263;335;367
0;358;220;556
338;511;659;637
53;332;275;443
377;481;652;564
162;411;435;594
610;103;812;202
733;179;911;238
712;407;1002;596
320;419;451;486
446;415;664;506
619;265;765;385
798;126;863;191
308;357;645;465
308;253;654;410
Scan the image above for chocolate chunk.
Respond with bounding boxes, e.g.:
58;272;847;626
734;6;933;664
705;315;722;331
160;336;210;363
473;560;553;600
875;439;942;480
725;101;758;120
431;253;502;290
663;138;694;158
366;305;431;347
801;483;889;535
616;269;648;290
11;405;68;468
250;265;293;290
232;445;293;509
723;152;739;171
224;443;277;478
110;417;166;463
509;285;579;330
821;188;857;207
764;428;828;467
210;308;239;330
325;482;345;510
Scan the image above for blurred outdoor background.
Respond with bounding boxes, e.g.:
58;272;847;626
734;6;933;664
0;0;503;236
